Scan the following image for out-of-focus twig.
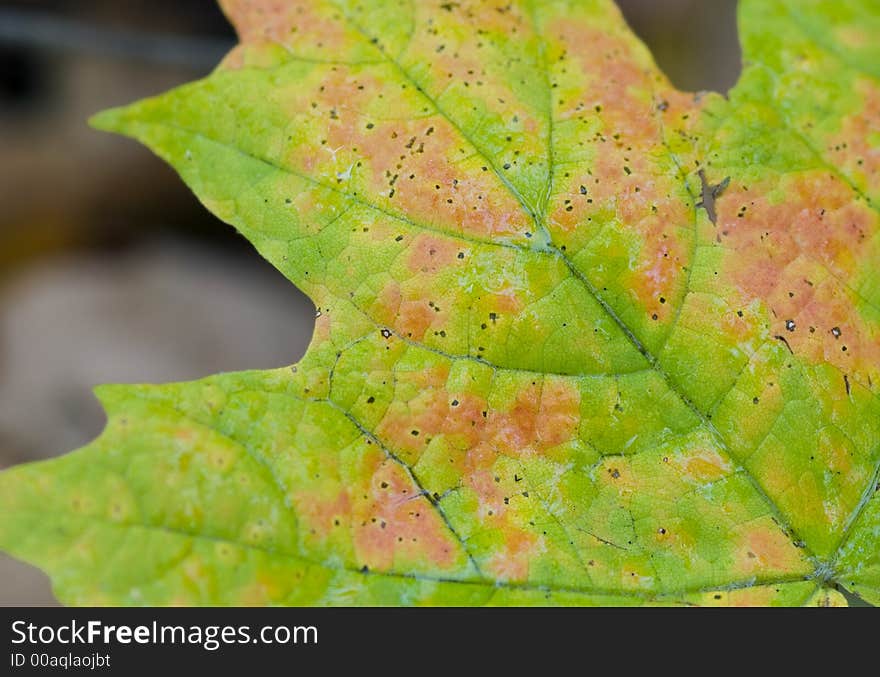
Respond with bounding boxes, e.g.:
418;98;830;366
0;9;233;70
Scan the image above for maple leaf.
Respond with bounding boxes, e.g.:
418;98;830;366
1;0;878;607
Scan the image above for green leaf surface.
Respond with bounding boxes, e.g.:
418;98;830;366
2;0;878;606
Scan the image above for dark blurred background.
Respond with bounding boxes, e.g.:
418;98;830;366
0;0;739;605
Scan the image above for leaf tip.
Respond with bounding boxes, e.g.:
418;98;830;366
88;106;133;135
92;383;131;413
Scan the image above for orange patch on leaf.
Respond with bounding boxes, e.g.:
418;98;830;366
486;526;539;583
733;522;804;576
717;171;880;382
397;300;440;341
370;280;449;343
549;20;697;314
463;442;506;516
352;458;460;573
495;381;581;454
407;234;460;274
486;287;526;315
327;113;529;241
374;367;453;464
827;78;880;198
293;489;351;539
673;448;733;484
372;281;402;327
221;0;352;68
377;373;581;468
536;380;582;449
311;307;333;342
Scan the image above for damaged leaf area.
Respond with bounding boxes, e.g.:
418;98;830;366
1;0;878;607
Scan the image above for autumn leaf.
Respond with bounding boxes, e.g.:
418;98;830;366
1;0;878;607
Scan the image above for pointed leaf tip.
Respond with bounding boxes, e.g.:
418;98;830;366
88;107;127;133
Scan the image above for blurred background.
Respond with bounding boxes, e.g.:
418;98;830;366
0;0;739;605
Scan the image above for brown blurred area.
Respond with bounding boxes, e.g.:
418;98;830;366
0;0;738;605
